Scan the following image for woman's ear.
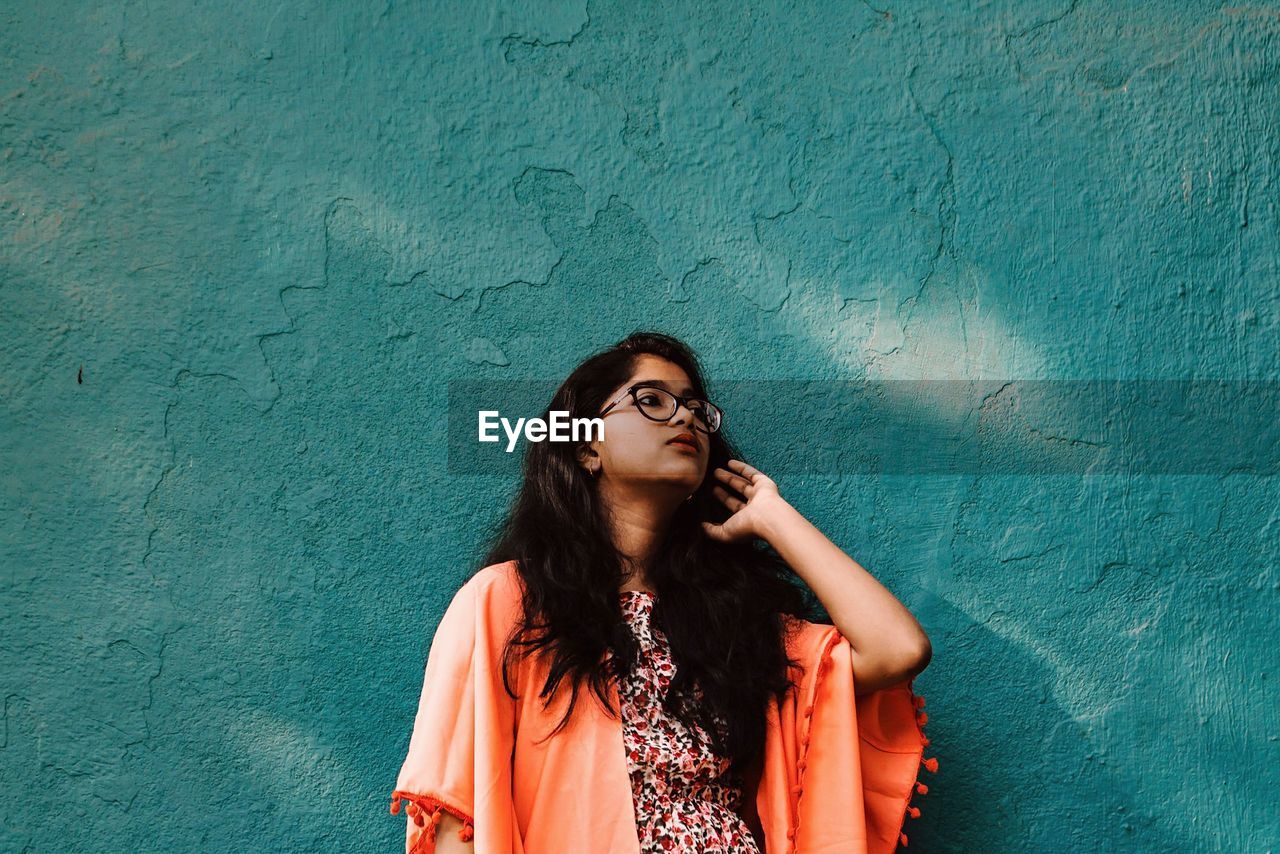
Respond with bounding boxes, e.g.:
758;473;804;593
577;444;600;476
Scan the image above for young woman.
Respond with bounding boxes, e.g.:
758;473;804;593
390;331;938;853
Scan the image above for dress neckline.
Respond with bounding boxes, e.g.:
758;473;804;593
619;589;655;597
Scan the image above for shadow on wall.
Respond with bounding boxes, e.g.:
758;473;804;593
919;597;1196;852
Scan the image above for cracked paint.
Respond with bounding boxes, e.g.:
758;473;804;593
2;1;1278;852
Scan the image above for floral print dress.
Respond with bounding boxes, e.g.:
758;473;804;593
617;590;762;853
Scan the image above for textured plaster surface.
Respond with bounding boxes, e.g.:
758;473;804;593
2;1;1279;851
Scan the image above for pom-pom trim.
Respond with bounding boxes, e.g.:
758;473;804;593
785;629;844;852
390;790;475;851
893;677;939;850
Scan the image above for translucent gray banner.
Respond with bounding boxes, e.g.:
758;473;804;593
447;379;1278;475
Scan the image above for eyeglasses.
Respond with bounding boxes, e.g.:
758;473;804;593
599;384;723;434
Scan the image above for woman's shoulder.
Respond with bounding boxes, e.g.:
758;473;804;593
468;558;522;591
429;561;527;658
440;560;524;627
455;559;525;611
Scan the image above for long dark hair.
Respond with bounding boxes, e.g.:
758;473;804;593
479;331;815;781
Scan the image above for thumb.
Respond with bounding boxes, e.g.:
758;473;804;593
700;520;722;540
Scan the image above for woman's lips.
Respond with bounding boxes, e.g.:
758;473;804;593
667;439;698;452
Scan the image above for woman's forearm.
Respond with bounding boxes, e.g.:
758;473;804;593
436;812;474;852
760;498;931;690
407;812;473;853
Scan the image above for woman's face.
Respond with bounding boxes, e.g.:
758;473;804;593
581;354;711;498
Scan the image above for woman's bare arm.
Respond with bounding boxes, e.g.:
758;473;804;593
434;812;474;852
707;461;932;693
759;498;932;692
405;811;473;853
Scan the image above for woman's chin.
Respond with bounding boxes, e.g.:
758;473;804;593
628;470;702;494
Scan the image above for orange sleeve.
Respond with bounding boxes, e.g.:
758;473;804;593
389;570;521;853
849;642;936;850
784;617;938;853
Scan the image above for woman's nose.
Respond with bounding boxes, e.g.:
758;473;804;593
669;404;695;428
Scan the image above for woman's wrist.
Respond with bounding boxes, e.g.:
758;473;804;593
756;494;802;546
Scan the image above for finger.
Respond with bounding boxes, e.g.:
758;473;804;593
701;519;730;541
715;467;754;495
727;461;774;495
712;484;742;510
712;485;745;511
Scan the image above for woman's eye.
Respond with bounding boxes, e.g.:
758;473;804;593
637;394;659;405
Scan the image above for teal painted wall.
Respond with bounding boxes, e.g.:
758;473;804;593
3;1;1278;850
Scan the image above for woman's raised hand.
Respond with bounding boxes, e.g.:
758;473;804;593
701;459;791;544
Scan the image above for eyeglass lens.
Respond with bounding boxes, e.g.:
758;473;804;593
635;388;721;432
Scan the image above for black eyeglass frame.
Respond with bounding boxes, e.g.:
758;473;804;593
598;384;723;434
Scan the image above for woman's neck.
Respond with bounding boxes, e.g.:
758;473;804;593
603;495;671;594
618;554;656;594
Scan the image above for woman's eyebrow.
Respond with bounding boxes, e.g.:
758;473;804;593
634;378;696;396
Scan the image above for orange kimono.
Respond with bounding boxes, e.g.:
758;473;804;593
390;561;938;853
